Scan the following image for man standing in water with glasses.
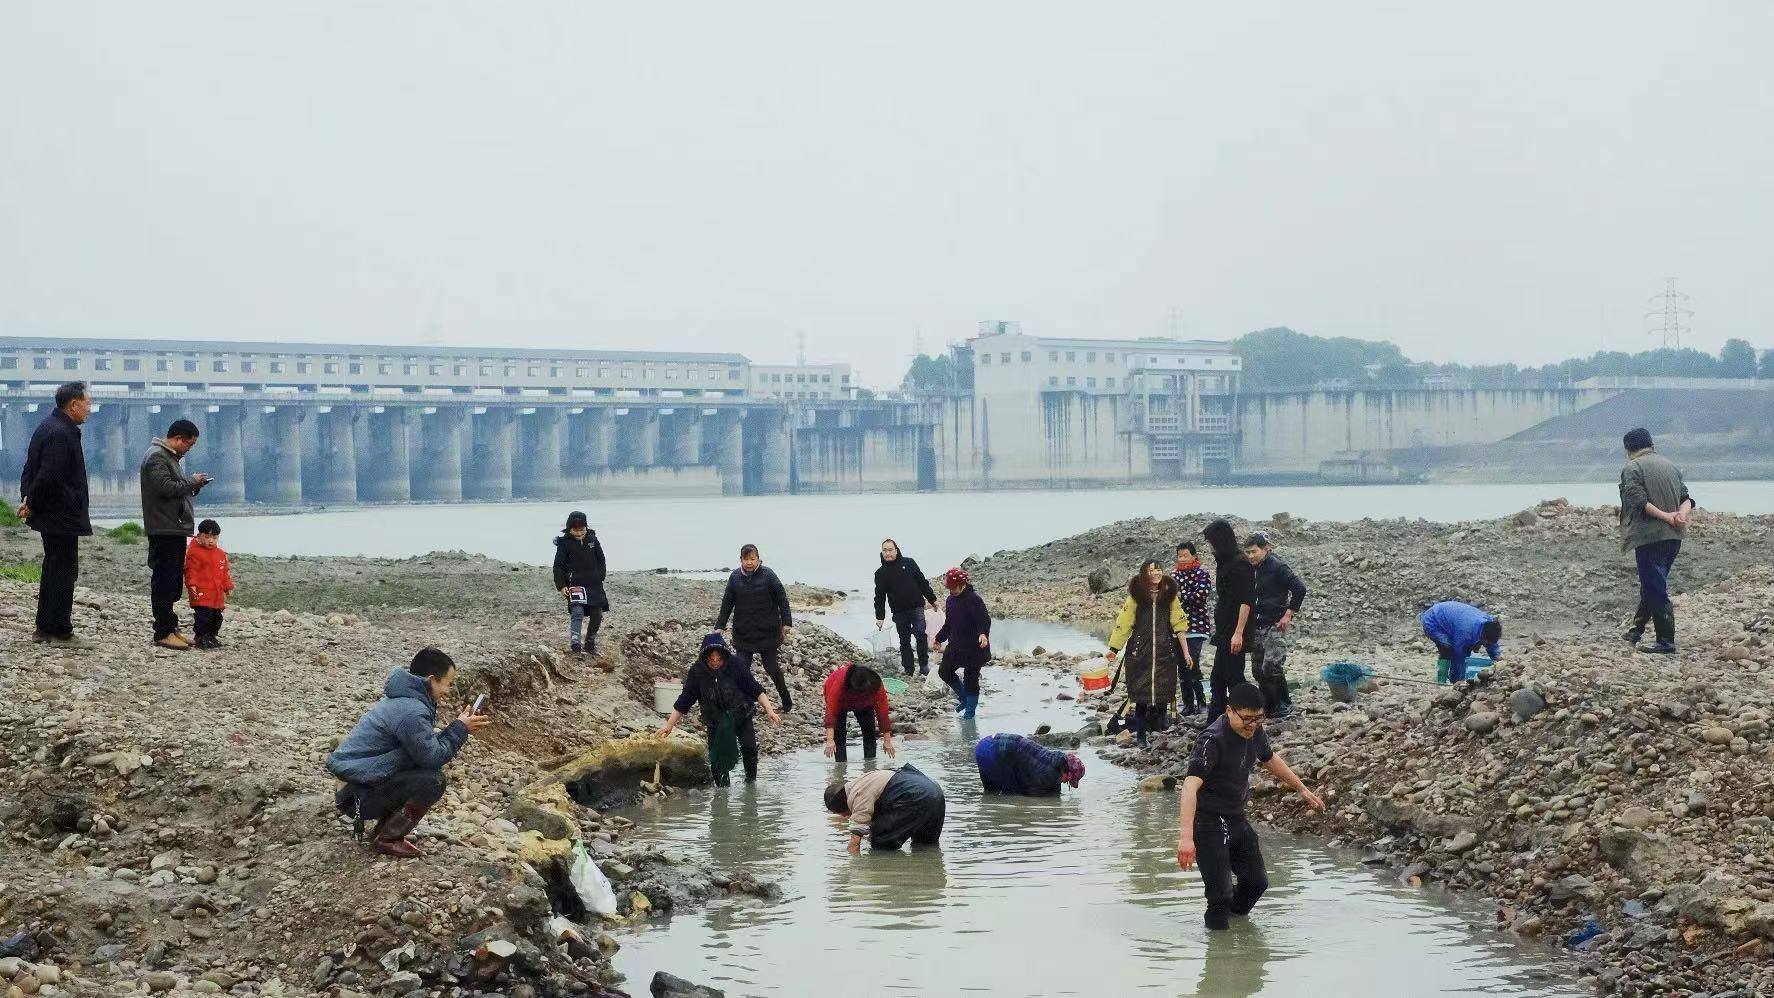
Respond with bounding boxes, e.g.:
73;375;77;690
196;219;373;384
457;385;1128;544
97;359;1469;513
1176;683;1324;930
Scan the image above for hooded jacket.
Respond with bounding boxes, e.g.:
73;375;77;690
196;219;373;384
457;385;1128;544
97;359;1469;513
1107;575;1188;707
552;530;609;609
19;408;91;537
140;438;206;537
1203;520;1255;649
327;669;470;786
184;540;233;609
673;633;767;725
715;565;792;652
874;553;938;619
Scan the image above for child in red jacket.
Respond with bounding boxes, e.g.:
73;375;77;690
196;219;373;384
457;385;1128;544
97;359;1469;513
185;519;234;650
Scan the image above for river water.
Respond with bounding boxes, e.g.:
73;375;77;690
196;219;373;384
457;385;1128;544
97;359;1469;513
181;480;1773;588
610;666;1582;997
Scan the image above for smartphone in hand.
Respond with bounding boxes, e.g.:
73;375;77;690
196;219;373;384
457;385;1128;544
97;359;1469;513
472;693;489;714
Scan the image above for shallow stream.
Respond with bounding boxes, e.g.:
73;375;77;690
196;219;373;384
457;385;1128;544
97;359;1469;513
611;659;1584;997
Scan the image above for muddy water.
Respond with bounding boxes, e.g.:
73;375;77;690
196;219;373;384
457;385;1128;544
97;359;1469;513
612;667;1582;997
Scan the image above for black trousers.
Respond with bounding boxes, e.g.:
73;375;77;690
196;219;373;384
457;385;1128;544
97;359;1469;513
1632;539;1681;644
891;607;930;674
1179;636;1207;711
1194;811;1268;916
833;708;878;761
734;647;792;712
1205;643;1247;723
938;659;983;696
194;606;224;640
870;764;945;849
354;769;448;822
36;533;79;638
147;535;187;640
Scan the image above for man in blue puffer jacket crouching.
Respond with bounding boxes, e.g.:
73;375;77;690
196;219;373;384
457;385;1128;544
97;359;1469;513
328;647;489;857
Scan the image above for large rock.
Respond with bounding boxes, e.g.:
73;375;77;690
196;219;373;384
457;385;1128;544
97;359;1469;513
651;971;725;997
1087;566;1116;595
1509;688;1546;721
1463;712;1500;735
548;737;712;811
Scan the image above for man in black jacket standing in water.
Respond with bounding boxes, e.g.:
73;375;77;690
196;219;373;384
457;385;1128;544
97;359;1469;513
873;538;939;676
716;543;795;711
1177;683;1324;930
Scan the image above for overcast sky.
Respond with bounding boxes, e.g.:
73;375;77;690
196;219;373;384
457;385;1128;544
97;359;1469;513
3;3;1770;387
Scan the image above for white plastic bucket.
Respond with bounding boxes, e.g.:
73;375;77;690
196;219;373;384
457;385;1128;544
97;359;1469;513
653;680;678;715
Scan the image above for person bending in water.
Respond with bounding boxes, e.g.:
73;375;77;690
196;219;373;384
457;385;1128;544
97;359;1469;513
824;765;946;853
657;632;783;786
975;732;1085;795
1176;683;1324;930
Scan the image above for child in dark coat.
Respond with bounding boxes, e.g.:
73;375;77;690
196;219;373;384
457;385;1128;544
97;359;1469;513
552;510;609;655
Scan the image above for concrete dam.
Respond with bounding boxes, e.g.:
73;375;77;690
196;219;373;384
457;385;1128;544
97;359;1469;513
0;392;942;508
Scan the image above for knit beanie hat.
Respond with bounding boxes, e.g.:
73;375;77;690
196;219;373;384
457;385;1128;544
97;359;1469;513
1061;753;1086;788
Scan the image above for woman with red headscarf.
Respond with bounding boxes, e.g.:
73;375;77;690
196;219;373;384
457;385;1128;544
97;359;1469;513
933;566;991;719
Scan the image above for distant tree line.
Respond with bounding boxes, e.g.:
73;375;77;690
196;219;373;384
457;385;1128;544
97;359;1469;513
898;327;1771;393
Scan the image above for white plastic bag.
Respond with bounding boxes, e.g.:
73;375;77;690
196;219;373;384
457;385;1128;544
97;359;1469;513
568;839;617;917
924;667;948;693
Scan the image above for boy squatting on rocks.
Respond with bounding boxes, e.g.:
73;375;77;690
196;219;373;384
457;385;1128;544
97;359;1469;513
328;648;491;858
1176;683;1324;930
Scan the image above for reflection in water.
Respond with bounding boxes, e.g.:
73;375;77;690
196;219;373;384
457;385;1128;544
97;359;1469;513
614;671;1583;998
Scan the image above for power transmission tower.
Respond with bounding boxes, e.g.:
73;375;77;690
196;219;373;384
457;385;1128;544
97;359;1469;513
795;330;807;366
1644;278;1692;349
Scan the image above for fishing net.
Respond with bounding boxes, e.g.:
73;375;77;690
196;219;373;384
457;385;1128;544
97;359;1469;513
707;713;740;778
1320;661;1374;686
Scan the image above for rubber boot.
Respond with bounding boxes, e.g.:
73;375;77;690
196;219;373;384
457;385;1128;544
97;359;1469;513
961;693;978;720
1624;600;1650;646
949;680;967;712
1434;658;1450;685
1205;903;1230;931
741;747;759;784
1639;606;1677;654
372;802;430;858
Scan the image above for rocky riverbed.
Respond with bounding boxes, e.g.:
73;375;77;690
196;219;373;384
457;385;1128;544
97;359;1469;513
0;525;950;998
975;502;1774;997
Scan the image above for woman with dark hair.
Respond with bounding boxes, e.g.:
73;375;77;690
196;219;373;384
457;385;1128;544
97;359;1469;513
934;567;991;719
715;543;795;711
1202;520;1256;723
1105;560;1191;749
822;661;896;762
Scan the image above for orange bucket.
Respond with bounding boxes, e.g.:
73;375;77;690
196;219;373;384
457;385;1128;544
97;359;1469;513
1079;666;1112;692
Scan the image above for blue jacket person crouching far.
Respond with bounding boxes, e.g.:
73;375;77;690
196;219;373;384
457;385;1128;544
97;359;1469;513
327;648;489;858
1420;600;1503;684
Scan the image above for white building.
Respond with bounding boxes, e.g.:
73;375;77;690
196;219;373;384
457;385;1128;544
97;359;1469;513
960;321;1241;483
751;363;856;401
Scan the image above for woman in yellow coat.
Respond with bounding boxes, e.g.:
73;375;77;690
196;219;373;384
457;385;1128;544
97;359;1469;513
1104;560;1192;748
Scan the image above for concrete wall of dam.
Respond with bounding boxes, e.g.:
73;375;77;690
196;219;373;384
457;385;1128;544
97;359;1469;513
1234;387;1617;476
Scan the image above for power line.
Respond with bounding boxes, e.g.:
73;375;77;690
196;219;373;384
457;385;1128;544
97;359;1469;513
1644;277;1692;349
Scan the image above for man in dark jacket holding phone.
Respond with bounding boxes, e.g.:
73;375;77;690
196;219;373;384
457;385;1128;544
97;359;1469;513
140;419;210;651
328;648;489;858
18;382;94;647
716;543;795;711
873;538;939;676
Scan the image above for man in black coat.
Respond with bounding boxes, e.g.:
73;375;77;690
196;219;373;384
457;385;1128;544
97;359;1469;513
873;538;938;676
715;543;794;711
17;382;94;646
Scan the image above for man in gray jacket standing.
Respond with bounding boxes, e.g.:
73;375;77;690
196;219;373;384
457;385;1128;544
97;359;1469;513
328;648;489;857
140;419;210;650
1619;427;1694;654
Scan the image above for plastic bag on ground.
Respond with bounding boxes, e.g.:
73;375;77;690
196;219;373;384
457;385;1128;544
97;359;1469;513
569;839;618;917
924;667;948;693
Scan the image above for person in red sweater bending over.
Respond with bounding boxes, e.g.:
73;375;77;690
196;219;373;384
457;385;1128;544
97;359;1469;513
822;662;896;763
184;518;234;651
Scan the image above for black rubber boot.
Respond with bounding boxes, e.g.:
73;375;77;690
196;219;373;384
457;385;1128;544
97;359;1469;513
1205;903;1230;931
741;747;759;784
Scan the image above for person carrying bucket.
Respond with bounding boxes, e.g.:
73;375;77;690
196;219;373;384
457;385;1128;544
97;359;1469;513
657;632;783;786
1420;600;1503;684
975;732;1085;795
1176;683;1324;930
934;567;991;719
822;661;897;762
1104;560;1190;749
